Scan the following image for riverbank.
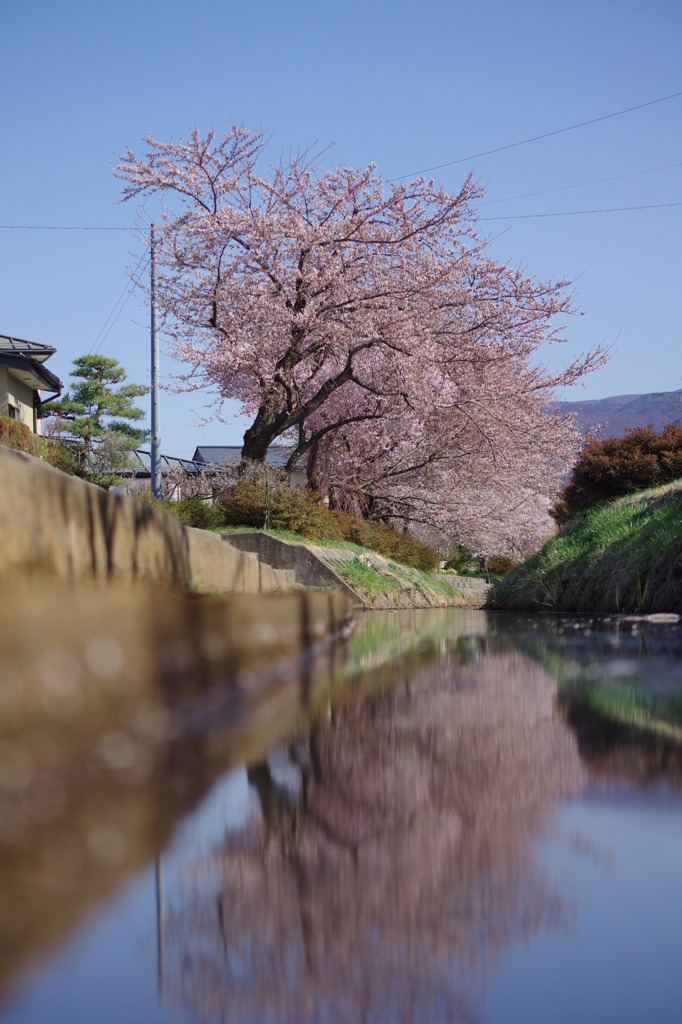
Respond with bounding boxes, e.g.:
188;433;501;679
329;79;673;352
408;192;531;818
0;446;487;609
489;480;682;614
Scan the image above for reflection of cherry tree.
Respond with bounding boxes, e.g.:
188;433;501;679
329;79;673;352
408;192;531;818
164;648;584;1022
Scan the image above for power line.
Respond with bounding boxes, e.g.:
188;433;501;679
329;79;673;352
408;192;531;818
479;200;682;221
0;224;130;231
479;160;682;206
395;88;682;180
90;252;150;355
605;0;682;23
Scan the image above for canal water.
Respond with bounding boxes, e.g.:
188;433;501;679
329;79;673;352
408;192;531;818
1;602;682;1023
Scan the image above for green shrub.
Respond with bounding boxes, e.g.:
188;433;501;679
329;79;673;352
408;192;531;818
216;468;333;540
41;437;79;473
329;510;439;570
554;424;682;523
0;416;85;475
135;460;440;570
136;492;226;528
166;497;226;528
0;415;41;457
217;470;439;569
445;543;480;574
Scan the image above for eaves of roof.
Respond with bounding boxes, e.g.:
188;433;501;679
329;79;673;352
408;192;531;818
0;353;62;396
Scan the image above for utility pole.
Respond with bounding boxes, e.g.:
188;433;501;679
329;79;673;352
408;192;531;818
150;224;161;499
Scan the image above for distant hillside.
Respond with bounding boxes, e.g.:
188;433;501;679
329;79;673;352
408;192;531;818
559;388;682;438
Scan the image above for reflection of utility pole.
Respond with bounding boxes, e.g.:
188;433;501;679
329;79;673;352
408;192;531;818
264;466;270;530
155;854;164;996
150;224;162;499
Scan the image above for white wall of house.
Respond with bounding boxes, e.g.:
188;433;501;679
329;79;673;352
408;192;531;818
0;368;38;432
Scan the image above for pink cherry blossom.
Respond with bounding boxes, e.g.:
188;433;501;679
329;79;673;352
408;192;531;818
116;127;605;553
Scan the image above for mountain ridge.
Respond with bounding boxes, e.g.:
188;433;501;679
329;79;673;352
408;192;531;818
558;387;682;438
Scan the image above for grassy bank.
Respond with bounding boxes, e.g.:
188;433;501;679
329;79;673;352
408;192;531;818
490;480;682;613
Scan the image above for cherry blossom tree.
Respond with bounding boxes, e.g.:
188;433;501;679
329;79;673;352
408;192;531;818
116;127;605;552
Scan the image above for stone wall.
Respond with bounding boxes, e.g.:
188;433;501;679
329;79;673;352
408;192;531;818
225;530;360;602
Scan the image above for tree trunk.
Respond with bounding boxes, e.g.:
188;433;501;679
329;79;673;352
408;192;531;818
241;396;290;462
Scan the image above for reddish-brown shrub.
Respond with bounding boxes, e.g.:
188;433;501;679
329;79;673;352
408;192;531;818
554;424;682;523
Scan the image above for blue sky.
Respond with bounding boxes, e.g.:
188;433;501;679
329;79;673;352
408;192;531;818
1;0;680;457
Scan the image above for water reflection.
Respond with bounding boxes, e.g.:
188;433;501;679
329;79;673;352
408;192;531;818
490;612;682;790
2;605;682;1023
160;637;584;1023
0;581;350;1002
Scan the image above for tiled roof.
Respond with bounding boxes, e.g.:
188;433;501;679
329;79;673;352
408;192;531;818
192;445;294;466
0;334;57;364
0;333;62;396
128;450;203;474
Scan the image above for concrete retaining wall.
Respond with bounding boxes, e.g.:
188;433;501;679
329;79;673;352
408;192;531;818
0;446;294;594
438;574;492;603
226;531;491;609
224;530;360;602
0;577;353;997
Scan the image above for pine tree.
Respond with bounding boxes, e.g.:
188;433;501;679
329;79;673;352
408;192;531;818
43;355;149;485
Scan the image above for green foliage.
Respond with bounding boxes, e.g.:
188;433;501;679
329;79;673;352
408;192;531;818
163;497;225;529
0;414;82;473
220;475;342;540
491;479;682;614
0;415;41;457
445;543;479;574
139;462;440;570
41;436;79;473
217;471;440;570
43;354;149;485
135;492;225;529
444;545;515;577
329;511;439;570
335;557;401;600
554;424;682;524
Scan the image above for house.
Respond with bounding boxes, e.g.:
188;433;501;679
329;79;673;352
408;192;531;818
0;334;62;433
191;445;308;487
107;449;204;498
